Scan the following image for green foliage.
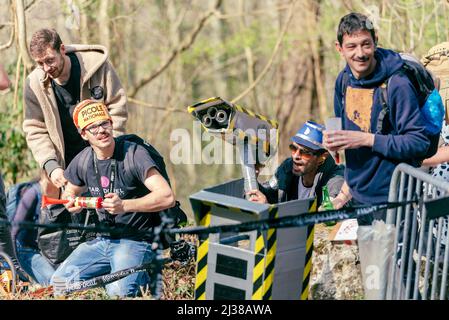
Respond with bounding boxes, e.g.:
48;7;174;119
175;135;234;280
0;68;38;186
181;21;278;69
0;109;38;185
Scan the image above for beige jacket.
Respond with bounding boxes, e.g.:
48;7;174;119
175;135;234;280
23;44;128;170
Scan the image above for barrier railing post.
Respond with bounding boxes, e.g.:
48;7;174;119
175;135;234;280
384;163;449;300
383;167;401;300
440;226;449;299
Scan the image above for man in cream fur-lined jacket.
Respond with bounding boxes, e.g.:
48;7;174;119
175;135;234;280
23;28;127;192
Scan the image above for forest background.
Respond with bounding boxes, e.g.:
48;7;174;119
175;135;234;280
1;0;449;218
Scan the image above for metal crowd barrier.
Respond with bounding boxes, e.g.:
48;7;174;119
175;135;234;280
384;163;449;300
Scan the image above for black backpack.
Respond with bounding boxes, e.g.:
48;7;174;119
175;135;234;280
341;53;444;163
6;181;40;227
0;174;18;270
37;205;94;266
78;134;187;248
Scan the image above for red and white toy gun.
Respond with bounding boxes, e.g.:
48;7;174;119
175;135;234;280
41;195;103;209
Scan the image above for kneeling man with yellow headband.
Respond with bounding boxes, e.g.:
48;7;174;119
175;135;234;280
50;99;175;297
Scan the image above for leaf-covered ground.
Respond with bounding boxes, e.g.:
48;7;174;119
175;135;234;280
1;229;364;300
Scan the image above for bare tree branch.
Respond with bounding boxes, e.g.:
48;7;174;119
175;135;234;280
14;0;33;71
434;0;441;43
0;30;14;51
307;0;327;122
25;0;38;10
231;0;297;104
13;54;22;111
0;0;38;31
0;18;14;51
109;1;143;21
98;0;110;49
128;0;223;98
128;97;185;113
172;2;190;32
216;3;291;19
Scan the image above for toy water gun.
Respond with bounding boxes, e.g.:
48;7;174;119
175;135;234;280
41;195;103;209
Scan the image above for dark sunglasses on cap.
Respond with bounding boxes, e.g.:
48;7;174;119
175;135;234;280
289;143;320;158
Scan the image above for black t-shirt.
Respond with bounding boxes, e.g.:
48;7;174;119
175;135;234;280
51;52;88;166
64;140;160;241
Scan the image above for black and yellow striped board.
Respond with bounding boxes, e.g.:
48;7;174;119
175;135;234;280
192;194;273;300
251;229;266;299
193;202;212;300
301;199;317;300
190;179;313;300
261;206;278;300
233;104;278;129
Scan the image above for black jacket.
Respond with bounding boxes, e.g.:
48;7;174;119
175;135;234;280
0;173;19;266
260;156;344;207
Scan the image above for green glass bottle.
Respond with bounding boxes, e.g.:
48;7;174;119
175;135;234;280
321;185;336;226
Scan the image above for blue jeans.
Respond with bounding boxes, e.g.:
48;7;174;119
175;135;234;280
351;198;387;226
51;237;154;297
16;241;55;285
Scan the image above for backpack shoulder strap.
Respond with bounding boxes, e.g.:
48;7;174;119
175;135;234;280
31;182;41;220
376;80;390;134
341;71;350;104
341;71;349;93
119;135;171;186
122;140;138;181
337;71;352;117
6;182;27;220
77;147;93;182
375;64;407;134
115;135;139;180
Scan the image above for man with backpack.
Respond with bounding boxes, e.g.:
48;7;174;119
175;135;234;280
50;99;176;297
9;172;58;285
0;174;15;264
323;12;439;226
422;42;449;170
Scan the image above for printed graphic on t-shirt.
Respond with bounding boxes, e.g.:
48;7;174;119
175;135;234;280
88;185;125;197
345;87;374;133
101;176;109;188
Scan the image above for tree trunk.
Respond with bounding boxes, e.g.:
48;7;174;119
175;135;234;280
306;0;328;122
14;0;33;71
98;0;110;49
274;0;317;159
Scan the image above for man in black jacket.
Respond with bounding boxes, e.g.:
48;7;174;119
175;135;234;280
0;174;19;270
248;121;344;206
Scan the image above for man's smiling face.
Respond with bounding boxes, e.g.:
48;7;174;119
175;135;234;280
336;30;377;79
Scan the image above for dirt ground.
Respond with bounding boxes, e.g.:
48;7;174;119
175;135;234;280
309;223;365;300
1;228;366;300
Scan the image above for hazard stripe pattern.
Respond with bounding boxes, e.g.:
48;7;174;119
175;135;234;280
301;199;317;300
262;206;278;300
234;104;279;128
188;97;278;129
251;230;265;299
194;205;212;300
